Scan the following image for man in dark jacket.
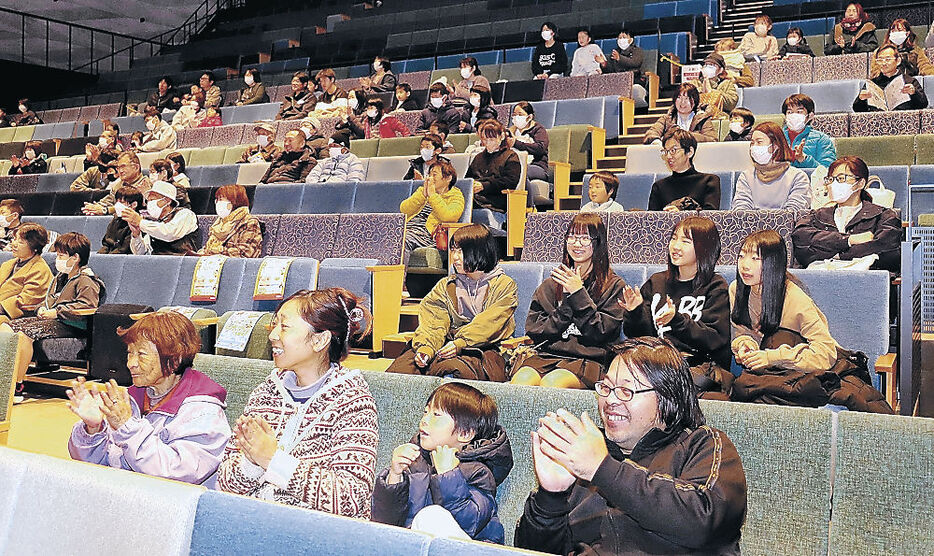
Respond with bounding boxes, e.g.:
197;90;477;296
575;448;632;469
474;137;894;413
417;82;466;133
260;130;317;184
145;77;182;113
515;337;748;555
99;187;142;254
276;72;316;121
599;29;647;106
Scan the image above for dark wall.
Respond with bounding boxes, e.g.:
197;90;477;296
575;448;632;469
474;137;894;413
0;60;96;110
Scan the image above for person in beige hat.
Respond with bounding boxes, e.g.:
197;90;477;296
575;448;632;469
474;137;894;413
299;115;329;159
124;180;199;255
239;121;282;164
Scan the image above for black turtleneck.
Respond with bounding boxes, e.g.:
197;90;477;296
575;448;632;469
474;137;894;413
648;166;721;211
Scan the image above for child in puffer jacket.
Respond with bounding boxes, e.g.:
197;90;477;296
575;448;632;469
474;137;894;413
371;382;514;543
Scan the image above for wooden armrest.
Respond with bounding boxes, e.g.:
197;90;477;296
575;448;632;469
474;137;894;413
70;308;97;316
875;353;898;411
875;353;897;374
550;161;572;211
588;125;607;170
506;189;530;258
192;317;219;327
646;72;660;110
501;336;533;349
616;97;636;136
366;264;405;349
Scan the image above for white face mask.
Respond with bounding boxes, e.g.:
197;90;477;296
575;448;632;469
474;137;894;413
216;201;232;218
755;24;768;36
785;112;808;132
374;61;382;71
257;134;270;147
702;64;719;79
98;137;109;147
430;97;444;108
244;75;254;86
513;115;529;128
366;108;378;119
420;148;435;162
541;30;553;41
618;38;632;50
460;67;473;79
830;179;858;203
18;105;26;113
55;256;73;274
750;145;774;165
469;96;481;108
146;120;156;131
729;121;746;135
301;127;313;139
0;215;13;228
147;200;164;219
190;103;200;112
329;147;343;159
889;31;908;45
786;36;800;46
348;96;358;110
114;202;128;217
24;150;35;160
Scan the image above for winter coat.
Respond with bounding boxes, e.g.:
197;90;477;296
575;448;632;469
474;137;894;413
417;101;466;133
467;147;522;212
515;425;747;555
261;148;318;184
602;45;645;85
783;125;837;169
403;154;451;181
852;70;928;112
0;255;53;322
201;206;263;258
40;266;105;325
510;122;549;171
276;91;316;120
825;22;877;55
791;201;901;272
870;44;934;77
304;152;366;183
399;181;465;236
643;107;717;144
372;427;514;543
99;216;133;254
352;114;412;139
238;82;269;105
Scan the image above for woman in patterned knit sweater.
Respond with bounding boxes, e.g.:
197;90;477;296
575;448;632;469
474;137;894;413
217;288;379;518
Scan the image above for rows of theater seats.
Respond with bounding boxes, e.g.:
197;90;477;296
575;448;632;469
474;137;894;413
0;354;927;554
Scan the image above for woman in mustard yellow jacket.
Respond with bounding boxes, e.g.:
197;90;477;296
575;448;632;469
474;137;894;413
399;158;465;265
0;223;53;324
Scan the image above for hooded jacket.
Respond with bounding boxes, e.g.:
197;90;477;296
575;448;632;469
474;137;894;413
372;426;514;543
417;100;466;133
791;201;901;272
42;266;106;327
515;425;747;555
783;125;838;169
68;368;231;487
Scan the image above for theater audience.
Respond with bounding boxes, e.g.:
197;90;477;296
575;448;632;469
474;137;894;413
260;130;317;184
12;99;41;127
855;46;928;111
299;115;330;159
387;224;517;380
0;224;52;327
276;72;316;120
450;57;491;104
197;106;223;128
533;22;568;79
714;38;755;88
724;107;754;141
643;83;716;144
67;311;231;486
125;180;199;255
417;82;466;133
99;187;142;254
511;213;626;389
400;159;464;265
570;28;603;77
825;3;877;55
0;108;10;128
360;56;397;94
82;152;152;215
581;171;625;212
1;233;104;400
0;200;24;251
391;83;421;112
148;158;191;208
350;97;411;139
622;217;732;398
138;111;178;153
238;122;282;164
9;141;48;175
514;336;747;555
792;156;901;272
507;101;549;182
305;139;365;183
740;14;779;61
782;94;837;169
372;382;513;543
236;69;269;106
430;121;456;154
467;120;522;213
166;151;191;189
331;89;368;145
217;288;378;517
140;77;182;113
461;86;497;133
778;27;815;58
199;185;263;258
72;150;118;192
171;96;206;130
199;71;223;108
403;134;449;180
732;122;810;210
314;69;350;116
689;52;738;115
870;18;934;77
650;129;721;211
599;29;648;105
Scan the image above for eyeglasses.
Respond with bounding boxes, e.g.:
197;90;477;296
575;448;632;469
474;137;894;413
566;234;594;246
877;56;897;62
659;147;684;157
823;174;860;184
594;381;655;401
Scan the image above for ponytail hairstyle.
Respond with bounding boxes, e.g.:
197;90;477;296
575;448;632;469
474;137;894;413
278;287;372;363
561;212;611;298
666;217;721;290
730;230;789;336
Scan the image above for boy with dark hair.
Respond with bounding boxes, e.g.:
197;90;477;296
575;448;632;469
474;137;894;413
392;83;422;112
781;93;837;169
649;128;721;211
581;171;625;212
372;382;513;543
724;107;755;141
418;83;466;133
428;121;456;154
100;187;143;254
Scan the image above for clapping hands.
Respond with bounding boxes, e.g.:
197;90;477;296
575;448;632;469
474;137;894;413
234;415;279;469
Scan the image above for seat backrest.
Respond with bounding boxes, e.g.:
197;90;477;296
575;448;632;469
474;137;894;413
350;138;380;159
168;256;248;315
316;257;378;314
196;165;240;189
837;136;916;167
209;124;248;147
760;57;813;86
376;136;422;158
299;182;356;213
351;181;412;213
849;110;922;138
193;353;274;427
587;72;634;99
271;213;340;258
503;80;546;104
332;213;405;265
499;262;545;336
543;75;589;101
252;184;304;214
585;172;654;209
110;254;184;306
813;52;868;82
178;127;212;149
189;145;228;167
36;172;80;193
236;162;271;185
627;142;753;175
363;156;413;181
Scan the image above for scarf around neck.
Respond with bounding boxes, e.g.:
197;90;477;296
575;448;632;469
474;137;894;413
754;160;791;183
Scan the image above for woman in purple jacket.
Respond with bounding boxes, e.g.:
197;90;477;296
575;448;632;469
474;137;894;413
67;311;231;487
